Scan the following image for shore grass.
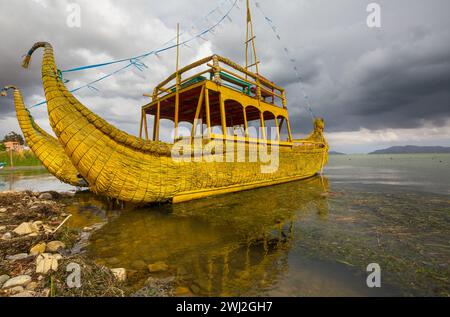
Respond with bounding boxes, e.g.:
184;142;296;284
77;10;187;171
0;150;41;167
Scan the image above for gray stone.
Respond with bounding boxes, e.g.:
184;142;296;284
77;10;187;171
6;253;29;262
0;274;10;287
38;193;53;200
46;241;66;252
2;275;32;289
1;232;12;240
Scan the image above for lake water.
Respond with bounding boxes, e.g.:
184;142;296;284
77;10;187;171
1;154;449;296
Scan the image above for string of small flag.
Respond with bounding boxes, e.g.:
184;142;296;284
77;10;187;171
254;1;316;120
28;0;239;109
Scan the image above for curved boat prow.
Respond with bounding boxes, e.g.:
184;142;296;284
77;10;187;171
23;42;173;203
1;85;88;187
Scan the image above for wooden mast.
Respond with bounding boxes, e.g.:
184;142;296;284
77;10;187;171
174;23;181;140
245;0;260;75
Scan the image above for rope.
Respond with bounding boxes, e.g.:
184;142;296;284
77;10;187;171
28;0;238;109
61;0;235;74
254;1;318;119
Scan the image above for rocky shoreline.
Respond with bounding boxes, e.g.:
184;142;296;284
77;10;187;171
0;191;183;297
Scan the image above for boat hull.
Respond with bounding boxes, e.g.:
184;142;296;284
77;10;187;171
172;172;321;203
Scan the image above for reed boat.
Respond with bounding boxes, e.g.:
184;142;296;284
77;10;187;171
17;2;327;203
21;41;328;204
1;86;87;187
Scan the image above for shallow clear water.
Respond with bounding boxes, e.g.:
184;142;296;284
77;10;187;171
1;154;449;296
0;167;74;192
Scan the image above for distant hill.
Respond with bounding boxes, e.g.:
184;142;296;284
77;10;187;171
329;151;346;155
369;146;450;155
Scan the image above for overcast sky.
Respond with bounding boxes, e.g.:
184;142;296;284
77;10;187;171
0;0;449;153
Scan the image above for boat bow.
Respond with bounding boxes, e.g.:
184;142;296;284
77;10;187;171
23;42;173;203
1;85;88;187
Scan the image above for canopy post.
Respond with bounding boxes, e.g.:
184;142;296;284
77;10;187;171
219;92;227;136
143;111;149;140
153;101;160;141
192;85;205;141
139;110;144;139
205;88;212;137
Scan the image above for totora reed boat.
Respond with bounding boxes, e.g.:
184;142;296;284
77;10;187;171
1;86;87;187
9;3;328;203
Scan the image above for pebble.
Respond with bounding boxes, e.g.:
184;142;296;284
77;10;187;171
6;253;29;262
32;221;43;229
174;286;191;296
46;241;66;252
11;291;35;297
13;222;39;236
9;286;25;294
111;268;127;282
30;242;47;255
0;207;6;213
0;225;6;231
26;282;38;291
2;275;32;289
1;232;12;240
41;288;50;297
0;274;10;287
38;193;53;200
148;261;169;273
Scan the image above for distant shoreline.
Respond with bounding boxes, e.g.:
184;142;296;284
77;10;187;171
369;146;450;155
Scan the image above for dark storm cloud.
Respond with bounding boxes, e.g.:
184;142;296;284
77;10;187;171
0;0;449;149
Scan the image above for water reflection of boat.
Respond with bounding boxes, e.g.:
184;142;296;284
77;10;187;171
86;176;329;296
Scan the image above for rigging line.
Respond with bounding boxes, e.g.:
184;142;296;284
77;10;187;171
28;0;238;109
61;0;235;73
254;1;314;111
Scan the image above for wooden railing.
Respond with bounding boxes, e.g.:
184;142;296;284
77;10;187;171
292;139;328;149
150;54;286;108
